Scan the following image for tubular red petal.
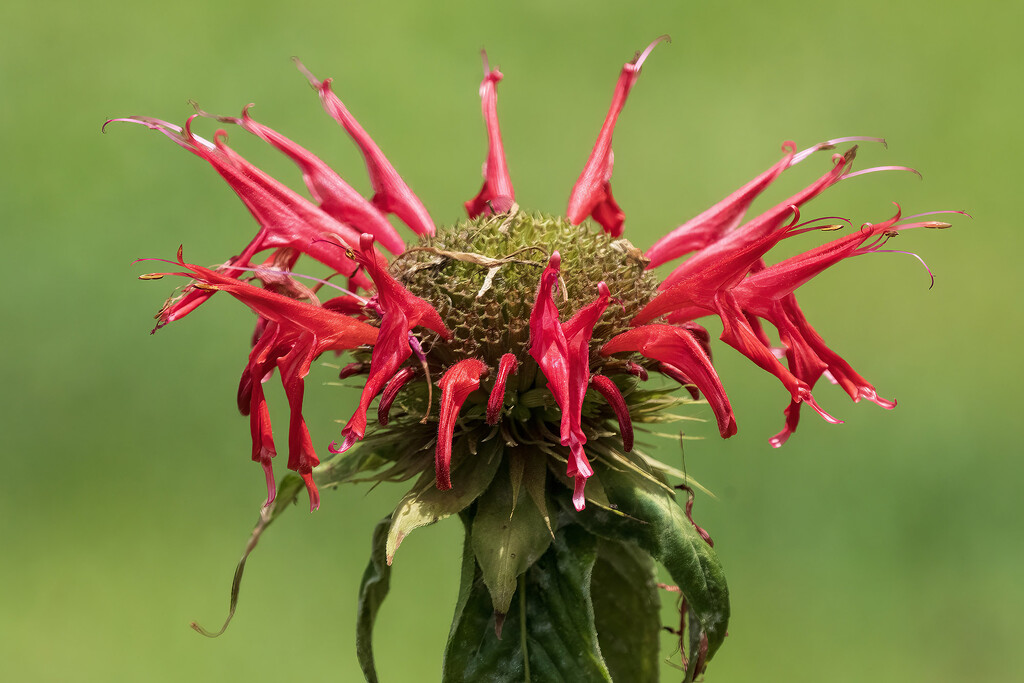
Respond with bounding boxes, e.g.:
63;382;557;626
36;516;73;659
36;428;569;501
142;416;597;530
656;147;857;292
465;55;515;218
646;144;796;268
378;367;417;426
625;360;648;381
486;353;519;424
338;361;367;379
567;37;667;236
301;472;320;512
339;234;451;451
529;252;570;411
246;363;278;505
529;256;609;506
113;116;377;326
164;259;380;349
296;62;435;236
277;343;321;510
602;324;737;438
219;106;407;254
634;219;800;325
657;362;700;401
560;283;610;498
590;374;633;452
435;359;488;490
154;255;382;504
349;234;451;339
562;281;611;449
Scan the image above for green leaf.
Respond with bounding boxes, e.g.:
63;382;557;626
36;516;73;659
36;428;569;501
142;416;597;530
590;538;660;683
386;434;502;563
356;515;393;683
519;448;553;537
471;458;553;616
444;522;612;683
574;460;730;669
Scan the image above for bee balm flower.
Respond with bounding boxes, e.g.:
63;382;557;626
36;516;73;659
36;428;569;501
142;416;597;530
111;38;953;680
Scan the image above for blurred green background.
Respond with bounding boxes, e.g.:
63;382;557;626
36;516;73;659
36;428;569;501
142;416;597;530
2;0;1020;680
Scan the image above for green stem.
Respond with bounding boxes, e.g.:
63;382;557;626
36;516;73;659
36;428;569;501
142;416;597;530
519;572;531;682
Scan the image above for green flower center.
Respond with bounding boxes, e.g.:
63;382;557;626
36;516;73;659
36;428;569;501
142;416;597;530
395;211;659;368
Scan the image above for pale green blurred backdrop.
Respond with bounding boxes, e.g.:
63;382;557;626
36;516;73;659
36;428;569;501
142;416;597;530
2;1;1020;681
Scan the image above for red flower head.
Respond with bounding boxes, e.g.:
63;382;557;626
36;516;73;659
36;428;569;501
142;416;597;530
116;41;956;676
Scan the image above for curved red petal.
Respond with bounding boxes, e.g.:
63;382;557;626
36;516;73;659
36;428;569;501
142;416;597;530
590;374;633;452
486;353;519;425
465;58;514;218
435;359;488;490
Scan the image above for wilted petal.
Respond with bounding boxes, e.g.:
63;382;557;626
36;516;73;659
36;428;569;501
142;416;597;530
436;359;488;490
567;37;667;237
465;54;515;218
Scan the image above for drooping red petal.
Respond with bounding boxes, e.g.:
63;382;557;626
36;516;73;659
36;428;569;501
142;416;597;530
529;252;570;411
562;281;611;463
276;341;322;510
378;367;417;426
566;37;667;237
529;253;608;510
562;283;611;511
296;62;435;236
716;291;841;426
150;253;381;510
657;362;700;401
465;54;515;218
243;335;277;504
486;353;519;425
337;234;451;451
435;359;488;490
601;324;737;438
215;105;406;254
590;374;633;452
